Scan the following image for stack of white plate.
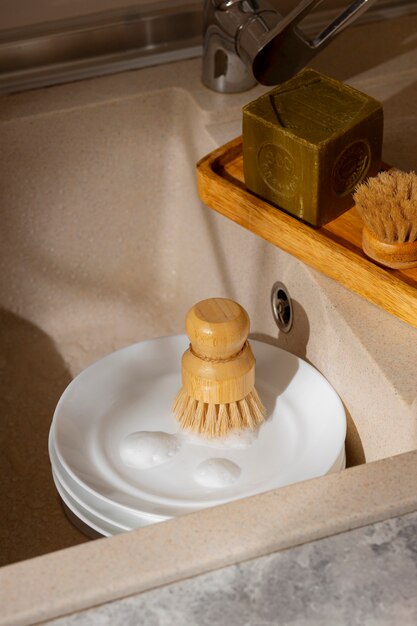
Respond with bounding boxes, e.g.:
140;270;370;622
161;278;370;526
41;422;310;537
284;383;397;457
49;335;346;537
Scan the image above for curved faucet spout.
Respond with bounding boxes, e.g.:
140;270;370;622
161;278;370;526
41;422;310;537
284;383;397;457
202;0;378;93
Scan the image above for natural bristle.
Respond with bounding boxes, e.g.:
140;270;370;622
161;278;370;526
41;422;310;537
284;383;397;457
353;170;417;244
172;388;266;438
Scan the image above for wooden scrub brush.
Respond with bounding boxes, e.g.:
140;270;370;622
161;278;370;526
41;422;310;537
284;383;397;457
172;298;266;438
354;169;417;269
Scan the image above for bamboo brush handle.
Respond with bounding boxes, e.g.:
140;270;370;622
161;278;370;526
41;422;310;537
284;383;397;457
186;298;249;359
182;298;255;404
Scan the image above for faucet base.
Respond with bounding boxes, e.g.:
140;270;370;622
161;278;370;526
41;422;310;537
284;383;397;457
202;25;257;93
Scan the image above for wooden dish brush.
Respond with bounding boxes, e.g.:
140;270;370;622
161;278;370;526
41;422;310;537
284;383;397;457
172;298;266;438
354;169;417;269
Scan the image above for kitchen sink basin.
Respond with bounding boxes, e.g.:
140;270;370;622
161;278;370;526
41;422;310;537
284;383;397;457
0;13;416;625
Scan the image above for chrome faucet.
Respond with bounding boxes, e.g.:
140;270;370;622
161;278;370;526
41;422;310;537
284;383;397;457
202;0;378;93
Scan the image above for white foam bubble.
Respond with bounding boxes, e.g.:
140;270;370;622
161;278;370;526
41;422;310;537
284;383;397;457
120;431;181;469
180;427;259;450
194;458;241;488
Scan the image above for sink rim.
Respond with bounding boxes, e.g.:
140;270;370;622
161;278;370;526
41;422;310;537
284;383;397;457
1;449;416;626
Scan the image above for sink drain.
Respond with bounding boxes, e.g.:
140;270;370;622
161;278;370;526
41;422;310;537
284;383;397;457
271;282;293;333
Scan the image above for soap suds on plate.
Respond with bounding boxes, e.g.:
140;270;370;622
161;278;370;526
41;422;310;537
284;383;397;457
180;428;259;450
120;431;181;469
194;458;241;488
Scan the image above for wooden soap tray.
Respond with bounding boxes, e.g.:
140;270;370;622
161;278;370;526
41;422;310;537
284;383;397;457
197;136;417;330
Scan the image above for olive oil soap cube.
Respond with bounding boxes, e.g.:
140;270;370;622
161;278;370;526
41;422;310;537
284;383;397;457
242;68;383;227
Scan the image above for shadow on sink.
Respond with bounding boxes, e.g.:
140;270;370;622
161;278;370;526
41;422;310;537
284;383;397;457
252;296;366;471
0;308;89;567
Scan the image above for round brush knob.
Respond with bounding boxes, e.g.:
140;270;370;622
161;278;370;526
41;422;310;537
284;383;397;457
186;298;250;361
173;297;266;437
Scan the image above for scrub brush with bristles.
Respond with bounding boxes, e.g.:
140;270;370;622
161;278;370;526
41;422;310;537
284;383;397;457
172;298;266;438
354;169;417;269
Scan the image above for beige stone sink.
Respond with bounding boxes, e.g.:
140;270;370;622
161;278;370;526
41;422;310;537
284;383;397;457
0;14;417;626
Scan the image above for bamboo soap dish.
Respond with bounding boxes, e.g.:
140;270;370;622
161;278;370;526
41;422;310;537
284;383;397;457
196;136;417;330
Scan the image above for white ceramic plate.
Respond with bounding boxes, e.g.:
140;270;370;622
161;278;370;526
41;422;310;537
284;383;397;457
52;471;119;537
52;441;346;535
53;469;165;536
51;335;346;518
50;435;168;526
50;433;346;533
51;451;131;531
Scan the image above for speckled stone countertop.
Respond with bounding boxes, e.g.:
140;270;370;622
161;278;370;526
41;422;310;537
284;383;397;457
47;510;417;625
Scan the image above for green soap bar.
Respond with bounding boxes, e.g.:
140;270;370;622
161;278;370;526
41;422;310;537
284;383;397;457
242;68;383;227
